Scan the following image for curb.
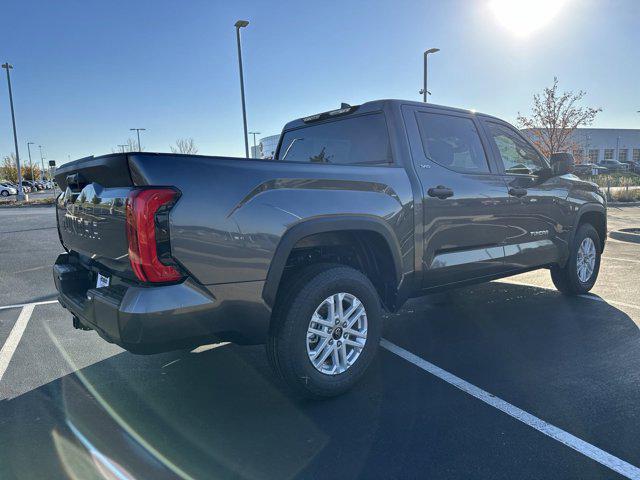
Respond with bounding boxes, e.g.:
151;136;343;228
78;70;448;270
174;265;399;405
608;202;640;207
609;229;640;244
0;202;55;209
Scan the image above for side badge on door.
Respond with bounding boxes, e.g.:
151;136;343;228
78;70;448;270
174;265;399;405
530;230;549;238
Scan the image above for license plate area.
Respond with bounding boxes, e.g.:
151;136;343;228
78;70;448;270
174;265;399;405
96;272;110;289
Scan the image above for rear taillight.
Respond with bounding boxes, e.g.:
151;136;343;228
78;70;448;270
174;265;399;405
125;188;183;283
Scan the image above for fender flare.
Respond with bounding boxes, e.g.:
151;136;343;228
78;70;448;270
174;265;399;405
571;202;607;247
262;215;404;307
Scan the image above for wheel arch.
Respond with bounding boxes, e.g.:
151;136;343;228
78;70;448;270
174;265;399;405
262;215;404;309
574;203;607;252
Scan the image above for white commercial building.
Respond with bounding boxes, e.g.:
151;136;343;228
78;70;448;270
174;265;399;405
523;128;640;164
250;134;280;159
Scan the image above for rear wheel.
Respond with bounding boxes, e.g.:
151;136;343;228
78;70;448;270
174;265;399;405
0;190;8;197
267;264;382;398
551;223;601;295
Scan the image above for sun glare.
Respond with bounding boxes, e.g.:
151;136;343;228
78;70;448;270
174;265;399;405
489;0;567;37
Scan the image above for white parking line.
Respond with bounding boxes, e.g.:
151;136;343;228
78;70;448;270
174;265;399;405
0;299;58;312
380;338;640;480
603;256;640;264
0;304;35;384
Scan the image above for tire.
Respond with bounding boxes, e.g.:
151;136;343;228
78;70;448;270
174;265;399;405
267;263;382;399
0;190;8;197
550;223;601;295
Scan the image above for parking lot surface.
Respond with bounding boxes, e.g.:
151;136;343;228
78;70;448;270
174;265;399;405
1;205;640;479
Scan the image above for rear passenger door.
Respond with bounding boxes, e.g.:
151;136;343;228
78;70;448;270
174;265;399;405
402;105;514;289
481;120;569;270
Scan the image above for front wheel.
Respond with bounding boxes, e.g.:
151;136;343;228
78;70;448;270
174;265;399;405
551;223;601;295
267;264;382;398
0;190;8;197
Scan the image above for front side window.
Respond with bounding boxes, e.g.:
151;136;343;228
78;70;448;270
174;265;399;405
277;113;392;165
415;112;490;173
485;122;548;175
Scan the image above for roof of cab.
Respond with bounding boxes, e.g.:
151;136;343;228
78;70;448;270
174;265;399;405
281;99;502;131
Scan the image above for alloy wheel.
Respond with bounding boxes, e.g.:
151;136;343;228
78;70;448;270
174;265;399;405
577;237;596;283
306;292;368;375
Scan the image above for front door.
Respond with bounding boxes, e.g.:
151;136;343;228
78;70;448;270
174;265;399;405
402;106;514;289
481;120;570;270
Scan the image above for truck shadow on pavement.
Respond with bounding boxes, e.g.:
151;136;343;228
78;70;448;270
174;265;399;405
1;283;640;480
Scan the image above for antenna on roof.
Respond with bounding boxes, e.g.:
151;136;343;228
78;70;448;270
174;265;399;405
341;103;351;109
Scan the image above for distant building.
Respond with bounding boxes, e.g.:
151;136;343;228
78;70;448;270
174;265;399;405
250;134;280;159
522;128;640;164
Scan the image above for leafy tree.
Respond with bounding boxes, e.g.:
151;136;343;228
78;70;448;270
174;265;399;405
1;154;18;183
517;77;601;159
22;164;41;181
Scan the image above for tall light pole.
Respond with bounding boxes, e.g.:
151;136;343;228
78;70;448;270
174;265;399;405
2;62;25;200
27;142;35;181
118;144;127;153
248;131;260;158
129;128;146;151
419;48;440;103
235;20;250;158
38;145;45;182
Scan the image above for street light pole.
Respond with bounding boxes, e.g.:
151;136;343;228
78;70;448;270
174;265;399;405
235;20;250;158
419;48;440;103
38;145;45;182
27;142;35;181
129;128;146;151
248;131;260;158
2;62;25;200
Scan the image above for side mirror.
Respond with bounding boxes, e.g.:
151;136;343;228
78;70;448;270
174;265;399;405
549;152;575;176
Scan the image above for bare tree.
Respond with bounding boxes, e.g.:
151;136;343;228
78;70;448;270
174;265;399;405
517;77;601;159
170;138;198;154
112;137;145;153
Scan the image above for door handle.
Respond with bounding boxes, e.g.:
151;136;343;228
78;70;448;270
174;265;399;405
427;186;454;199
508;187;528;198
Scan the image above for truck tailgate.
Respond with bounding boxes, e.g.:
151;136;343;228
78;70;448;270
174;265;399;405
55;154;136;278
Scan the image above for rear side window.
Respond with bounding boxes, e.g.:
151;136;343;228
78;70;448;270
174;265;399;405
277;113;392;165
415;112;490;173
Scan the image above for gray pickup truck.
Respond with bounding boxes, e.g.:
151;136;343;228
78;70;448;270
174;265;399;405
53;99;606;397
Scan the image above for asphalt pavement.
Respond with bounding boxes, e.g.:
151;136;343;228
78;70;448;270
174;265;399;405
1;205;640;479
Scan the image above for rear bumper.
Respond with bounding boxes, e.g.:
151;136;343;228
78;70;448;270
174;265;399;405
53;253;271;354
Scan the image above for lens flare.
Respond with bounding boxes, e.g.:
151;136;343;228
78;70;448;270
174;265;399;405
489;0;567;37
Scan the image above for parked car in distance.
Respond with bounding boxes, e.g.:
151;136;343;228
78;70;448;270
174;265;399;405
574;163;608;175
19;181;32;193
621;161;640;174
0;183;17;196
598;159;628;172
25;180;41;191
53;99;607;398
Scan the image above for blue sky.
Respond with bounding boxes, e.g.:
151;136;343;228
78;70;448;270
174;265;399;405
1;0;639;165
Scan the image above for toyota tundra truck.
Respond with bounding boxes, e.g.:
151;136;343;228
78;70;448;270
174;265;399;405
53;99;607;397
